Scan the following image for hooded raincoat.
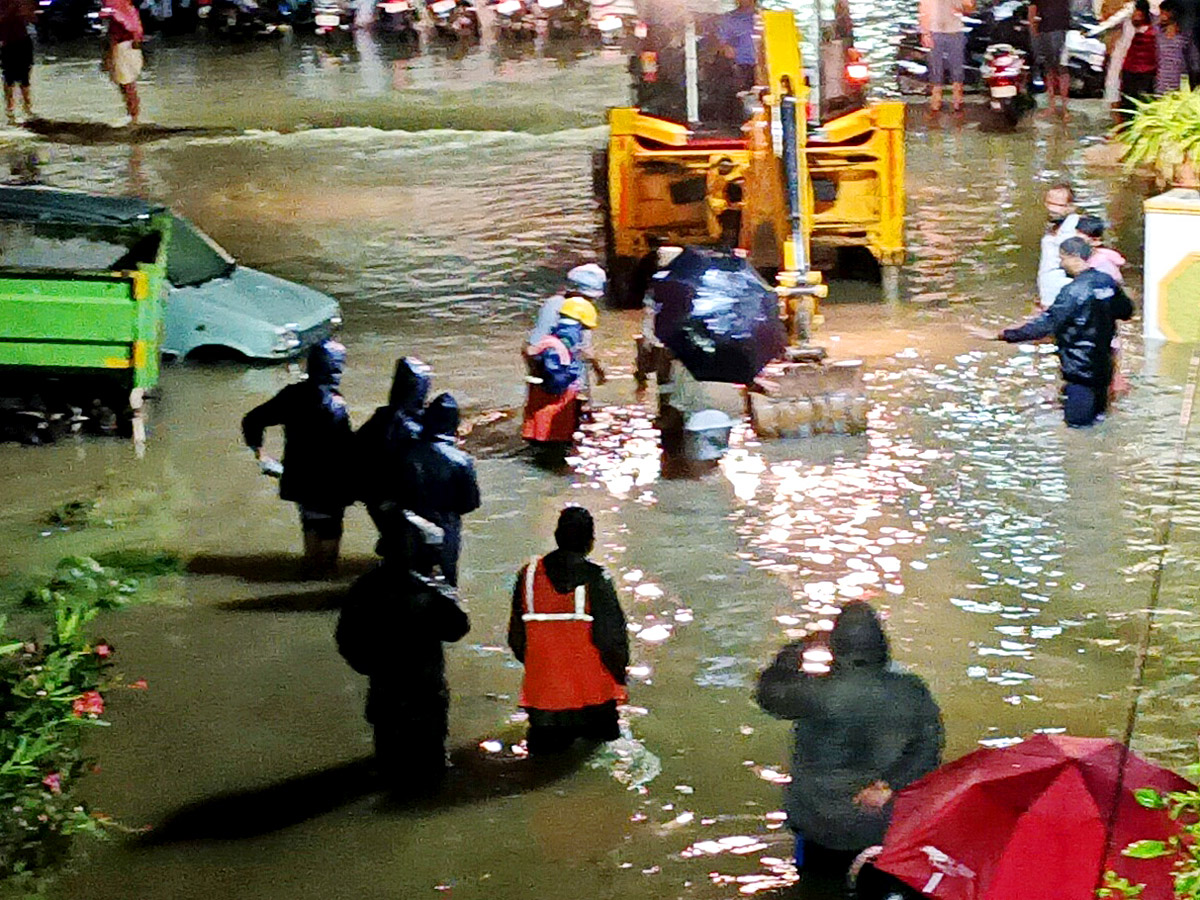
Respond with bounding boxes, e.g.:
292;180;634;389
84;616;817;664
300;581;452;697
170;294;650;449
241;340;353;515
356;357;431;550
755;603;943;852
404;393;482;585
336;532;470;779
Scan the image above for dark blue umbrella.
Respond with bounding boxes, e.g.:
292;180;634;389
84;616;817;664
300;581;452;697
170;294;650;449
652;247;786;384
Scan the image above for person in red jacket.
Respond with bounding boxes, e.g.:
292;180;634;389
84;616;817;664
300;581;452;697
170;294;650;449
508;506;629;755
1120;0;1157;111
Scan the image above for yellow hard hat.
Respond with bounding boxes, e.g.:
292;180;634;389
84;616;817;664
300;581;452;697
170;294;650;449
559;296;598;329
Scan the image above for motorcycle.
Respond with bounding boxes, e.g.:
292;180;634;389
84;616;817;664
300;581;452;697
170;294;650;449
489;0;535;39
536;0;588;40
312;0;353;34
429;0;480;41
981;42;1033;127
375;0;419;39
203;0;285;36
35;0;104;42
586;0;636;47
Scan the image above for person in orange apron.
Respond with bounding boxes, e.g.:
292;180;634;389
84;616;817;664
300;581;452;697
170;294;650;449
507;507;629;754
522;296;601;447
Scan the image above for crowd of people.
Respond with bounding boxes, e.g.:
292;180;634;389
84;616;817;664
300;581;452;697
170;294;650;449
987;183;1133;428
918;0;1199;122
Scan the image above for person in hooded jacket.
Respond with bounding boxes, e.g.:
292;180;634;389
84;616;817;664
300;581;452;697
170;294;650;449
355;357;432;557
336;512;470;791
508;506;629;755
405;392;481;586
996;236;1134;428
755;602;943;874
242;339;353;577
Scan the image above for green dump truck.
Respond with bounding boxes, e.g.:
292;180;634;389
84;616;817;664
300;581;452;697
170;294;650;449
0;210;171;444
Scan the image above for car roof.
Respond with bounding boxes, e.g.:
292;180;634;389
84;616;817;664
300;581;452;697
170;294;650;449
0;185;169;227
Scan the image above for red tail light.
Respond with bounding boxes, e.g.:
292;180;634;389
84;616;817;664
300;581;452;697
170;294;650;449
846;62;870;82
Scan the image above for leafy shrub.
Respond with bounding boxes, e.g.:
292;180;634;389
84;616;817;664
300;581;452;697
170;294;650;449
0;554;162;887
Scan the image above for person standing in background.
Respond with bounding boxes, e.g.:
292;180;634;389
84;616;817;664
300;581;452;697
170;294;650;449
1120;0;1159;108
100;0;144;126
1156;0;1199;92
1029;0;1074;119
919;0;975;114
0;0;35;125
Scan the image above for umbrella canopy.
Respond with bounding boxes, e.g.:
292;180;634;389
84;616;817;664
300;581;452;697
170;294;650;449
651;247;786;385
874;734;1193;900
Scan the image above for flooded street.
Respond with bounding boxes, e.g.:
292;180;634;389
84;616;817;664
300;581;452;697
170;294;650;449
2;17;1199;900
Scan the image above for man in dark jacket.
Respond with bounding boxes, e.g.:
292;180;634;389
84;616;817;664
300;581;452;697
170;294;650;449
336;512;470;792
997;236;1134;428
755;602;943;873
356;357;431;556
242;339;352;577
508;507;629;755
405;393;481;586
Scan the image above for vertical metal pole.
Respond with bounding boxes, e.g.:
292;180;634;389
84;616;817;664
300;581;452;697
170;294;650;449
685;19;700;126
780;94;808;273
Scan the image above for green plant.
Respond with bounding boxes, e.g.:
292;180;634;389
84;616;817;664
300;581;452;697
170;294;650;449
0;554;164;888
1100;781;1200;899
1110;88;1200;185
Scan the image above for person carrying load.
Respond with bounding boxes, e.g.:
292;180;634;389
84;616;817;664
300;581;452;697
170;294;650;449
522;294;600;447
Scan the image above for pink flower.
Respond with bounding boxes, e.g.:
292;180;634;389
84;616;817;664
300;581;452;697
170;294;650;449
94;644;112;659
128;679;148;691
72;690;105;717
41;773;62;795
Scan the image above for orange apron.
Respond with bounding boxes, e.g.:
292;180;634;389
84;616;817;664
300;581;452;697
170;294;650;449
518;556;626;711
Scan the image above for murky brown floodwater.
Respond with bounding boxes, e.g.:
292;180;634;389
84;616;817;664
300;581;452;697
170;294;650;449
2;14;1199;900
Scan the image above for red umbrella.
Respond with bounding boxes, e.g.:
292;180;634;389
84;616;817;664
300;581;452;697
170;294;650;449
874;734;1193;900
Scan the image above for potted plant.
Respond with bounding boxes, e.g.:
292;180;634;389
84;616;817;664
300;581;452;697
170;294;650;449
1111;87;1200;189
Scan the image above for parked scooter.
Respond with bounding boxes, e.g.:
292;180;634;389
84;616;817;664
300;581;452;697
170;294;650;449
536;0;588;39
489;0;535;39
312;0;353;34
981;42;1033;127
429;0;480;40
375;0;419;39
586;0;635;46
203;0;284;36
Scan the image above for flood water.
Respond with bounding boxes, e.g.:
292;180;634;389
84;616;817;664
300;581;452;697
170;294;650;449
2;17;1200;900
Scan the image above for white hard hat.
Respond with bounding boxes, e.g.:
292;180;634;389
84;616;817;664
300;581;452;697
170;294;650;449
566;263;607;299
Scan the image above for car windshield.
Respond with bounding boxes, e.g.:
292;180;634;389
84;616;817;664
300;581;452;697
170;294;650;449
168;215;236;287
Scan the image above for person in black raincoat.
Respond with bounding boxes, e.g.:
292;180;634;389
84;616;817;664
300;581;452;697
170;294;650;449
755;602;943;874
335;512;470;791
241;339;353;577
405;392;481;586
995;236;1134;428
355;357;431;557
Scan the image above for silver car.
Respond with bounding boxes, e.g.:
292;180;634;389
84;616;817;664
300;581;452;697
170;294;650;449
0;186;341;361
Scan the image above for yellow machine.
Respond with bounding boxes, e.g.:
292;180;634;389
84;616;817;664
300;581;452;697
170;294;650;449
596;0;906;335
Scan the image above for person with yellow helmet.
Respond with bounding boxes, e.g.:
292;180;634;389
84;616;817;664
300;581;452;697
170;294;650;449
526;264;607;392
522;276;603;448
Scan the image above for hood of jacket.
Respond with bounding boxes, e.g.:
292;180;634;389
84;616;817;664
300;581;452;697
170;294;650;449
306;339;346;386
422;392;459;442
388;357;431;412
829;602;890;671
